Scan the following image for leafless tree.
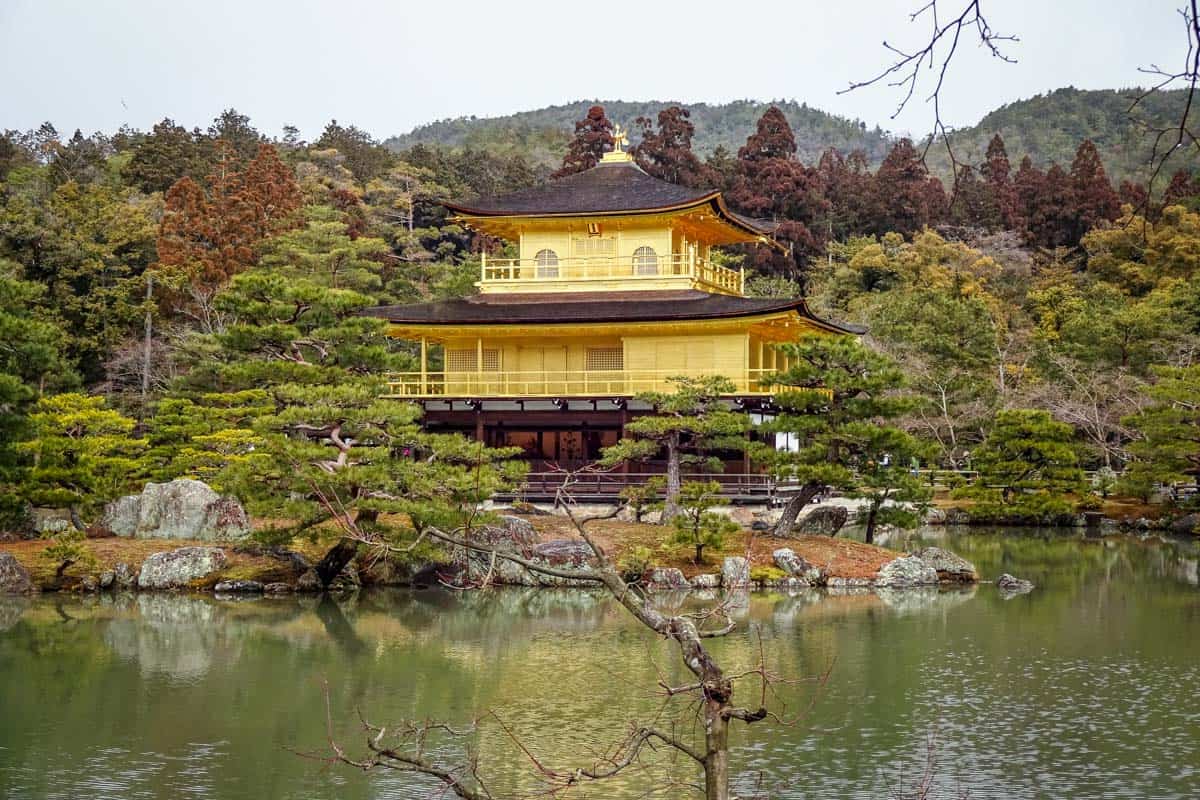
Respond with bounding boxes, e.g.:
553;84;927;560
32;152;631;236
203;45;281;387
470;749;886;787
1131;2;1200;199
849;2;1200;204
841;1;1017;180
303;467;823;800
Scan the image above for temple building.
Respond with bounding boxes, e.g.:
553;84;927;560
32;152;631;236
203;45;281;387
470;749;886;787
362;129;858;489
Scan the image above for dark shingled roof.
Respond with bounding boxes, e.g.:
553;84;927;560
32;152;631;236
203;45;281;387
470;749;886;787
361;290;865;334
444;162;716;217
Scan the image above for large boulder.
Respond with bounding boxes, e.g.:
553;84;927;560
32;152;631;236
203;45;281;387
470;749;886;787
793;506;849;537
691;573;721;589
722;556;750;588
137;547;229;589
31;507;73;535
497;515;537;542
914;547;978;583
0;553;34;594
531;539;593;567
104;479;250;542
875;556;939;588
644;567;690;591
772;548;824;585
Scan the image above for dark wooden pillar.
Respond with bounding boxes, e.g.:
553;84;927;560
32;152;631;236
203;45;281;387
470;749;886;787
618;406;629;474
475;410;484;443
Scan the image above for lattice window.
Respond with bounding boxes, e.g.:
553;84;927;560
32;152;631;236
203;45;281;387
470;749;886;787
445;349;476;372
446;349;500;371
586;347;624;371
535;248;559;278
632;245;658;275
572;237;615;258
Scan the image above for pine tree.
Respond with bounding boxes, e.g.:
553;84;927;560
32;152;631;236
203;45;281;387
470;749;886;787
0;262;79;527
18;393;148;529
552;105;614;178
845;426;933;544
669;481;740;563
123;118;211;193
956;409;1084;521
1121;365;1200;502
754;336;916;536
601;376;750;522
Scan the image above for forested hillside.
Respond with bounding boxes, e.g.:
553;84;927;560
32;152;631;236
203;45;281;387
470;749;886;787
385;99;893;168
386;90;1200;186
923;87;1200;185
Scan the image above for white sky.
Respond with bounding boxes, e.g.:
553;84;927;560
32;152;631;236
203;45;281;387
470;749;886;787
0;0;1184;142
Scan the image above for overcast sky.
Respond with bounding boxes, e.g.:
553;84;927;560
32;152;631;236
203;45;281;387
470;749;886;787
0;0;1184;142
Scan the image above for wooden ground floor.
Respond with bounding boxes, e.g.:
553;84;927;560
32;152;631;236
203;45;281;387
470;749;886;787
419;399;783;501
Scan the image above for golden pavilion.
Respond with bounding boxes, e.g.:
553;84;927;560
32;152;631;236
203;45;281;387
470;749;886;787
362;128;857;480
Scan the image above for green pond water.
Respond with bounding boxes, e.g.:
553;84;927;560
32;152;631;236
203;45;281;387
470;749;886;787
1;527;1198;799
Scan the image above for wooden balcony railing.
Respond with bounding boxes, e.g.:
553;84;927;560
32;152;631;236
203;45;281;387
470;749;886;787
479;253;744;295
383;369;820;398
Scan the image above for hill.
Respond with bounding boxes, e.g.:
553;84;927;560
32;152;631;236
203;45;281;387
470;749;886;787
384;99;893;169
385;90;1200;187
924;87;1200;186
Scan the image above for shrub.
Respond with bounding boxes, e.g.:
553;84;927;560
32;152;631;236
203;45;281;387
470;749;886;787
41;528;96;583
668;481;739;563
750;565;787;585
618;545;654;583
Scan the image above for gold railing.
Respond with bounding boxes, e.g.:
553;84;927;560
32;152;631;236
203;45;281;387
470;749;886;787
384;369;817;398
480;253;744;295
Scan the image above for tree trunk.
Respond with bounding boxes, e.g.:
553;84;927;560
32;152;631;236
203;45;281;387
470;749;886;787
703;703;731;800
864;504;879;545
662;435;682;523
772;482;821;537
314;538;359;589
69;506;86;532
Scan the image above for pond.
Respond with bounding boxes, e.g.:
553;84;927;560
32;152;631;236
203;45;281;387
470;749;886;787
1;528;1198;799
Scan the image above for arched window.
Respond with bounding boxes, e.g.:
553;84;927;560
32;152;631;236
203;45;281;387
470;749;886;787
535;248;559;278
632;245;658;276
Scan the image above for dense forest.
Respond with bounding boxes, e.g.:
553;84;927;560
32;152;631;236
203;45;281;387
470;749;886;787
1;96;1199;537
386;89;1200;185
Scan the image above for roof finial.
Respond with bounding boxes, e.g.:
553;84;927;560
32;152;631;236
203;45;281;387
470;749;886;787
601;123;633;163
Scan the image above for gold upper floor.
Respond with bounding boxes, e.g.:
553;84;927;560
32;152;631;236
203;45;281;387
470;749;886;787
471;212;757;296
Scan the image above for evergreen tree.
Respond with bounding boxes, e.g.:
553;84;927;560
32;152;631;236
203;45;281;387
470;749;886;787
316;120;395;183
1156;170;1195;208
845;426;933;544
956;409;1084;520
754;336;915;536
632;106;714;187
669;481;739;563
1121;365;1200;503
18;394;148;529
208;108;264;161
0;262;79;526
981;134;1020;229
552;105;614;178
123;118;212;193
1069;139;1120;241
601;376;750;522
871;138;945;236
